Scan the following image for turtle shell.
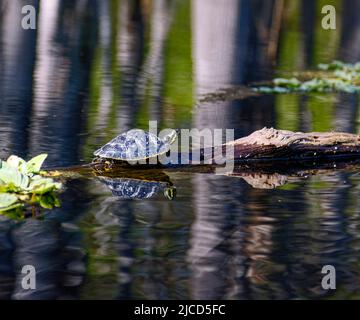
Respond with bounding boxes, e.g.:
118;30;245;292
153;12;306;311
99;177;171;200
93;129;170;161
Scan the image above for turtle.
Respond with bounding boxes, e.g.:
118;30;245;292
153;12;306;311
98;176;176;200
93;128;178;163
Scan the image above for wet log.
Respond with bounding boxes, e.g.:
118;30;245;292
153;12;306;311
46;127;360;178
210;127;360;163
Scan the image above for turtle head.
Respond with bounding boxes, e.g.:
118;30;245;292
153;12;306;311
163;129;179;145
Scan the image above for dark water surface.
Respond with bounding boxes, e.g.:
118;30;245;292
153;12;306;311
1;0;360;299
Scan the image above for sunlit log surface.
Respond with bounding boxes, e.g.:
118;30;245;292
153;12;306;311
216;127;360;162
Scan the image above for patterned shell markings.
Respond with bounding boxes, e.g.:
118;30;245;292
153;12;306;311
93;129;170;161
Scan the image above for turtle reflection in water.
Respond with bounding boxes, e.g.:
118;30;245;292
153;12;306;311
97;172;176;200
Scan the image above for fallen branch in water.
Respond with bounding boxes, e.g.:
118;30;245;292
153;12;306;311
41;127;360;194
41;127;360;178
209;127;360;163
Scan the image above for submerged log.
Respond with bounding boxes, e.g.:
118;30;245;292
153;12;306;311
52;157;360;191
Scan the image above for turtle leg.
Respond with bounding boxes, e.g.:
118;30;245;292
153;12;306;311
163;186;176;200
92;158;119;173
103;160;113;171
92;157;111;174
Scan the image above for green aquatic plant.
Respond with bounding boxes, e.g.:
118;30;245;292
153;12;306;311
255;61;360;94
0;154;62;217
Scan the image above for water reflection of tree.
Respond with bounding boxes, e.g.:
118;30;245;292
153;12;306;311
29;0;98;166
0;0;38;159
189;0;278;299
1;0;360;300
0;0;96;299
272;0;360;299
189;0;360;300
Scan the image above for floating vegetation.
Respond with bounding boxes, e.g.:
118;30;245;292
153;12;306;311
0;154;62;218
255;61;360;93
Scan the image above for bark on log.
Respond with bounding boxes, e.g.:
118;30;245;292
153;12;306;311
209;127;360;163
